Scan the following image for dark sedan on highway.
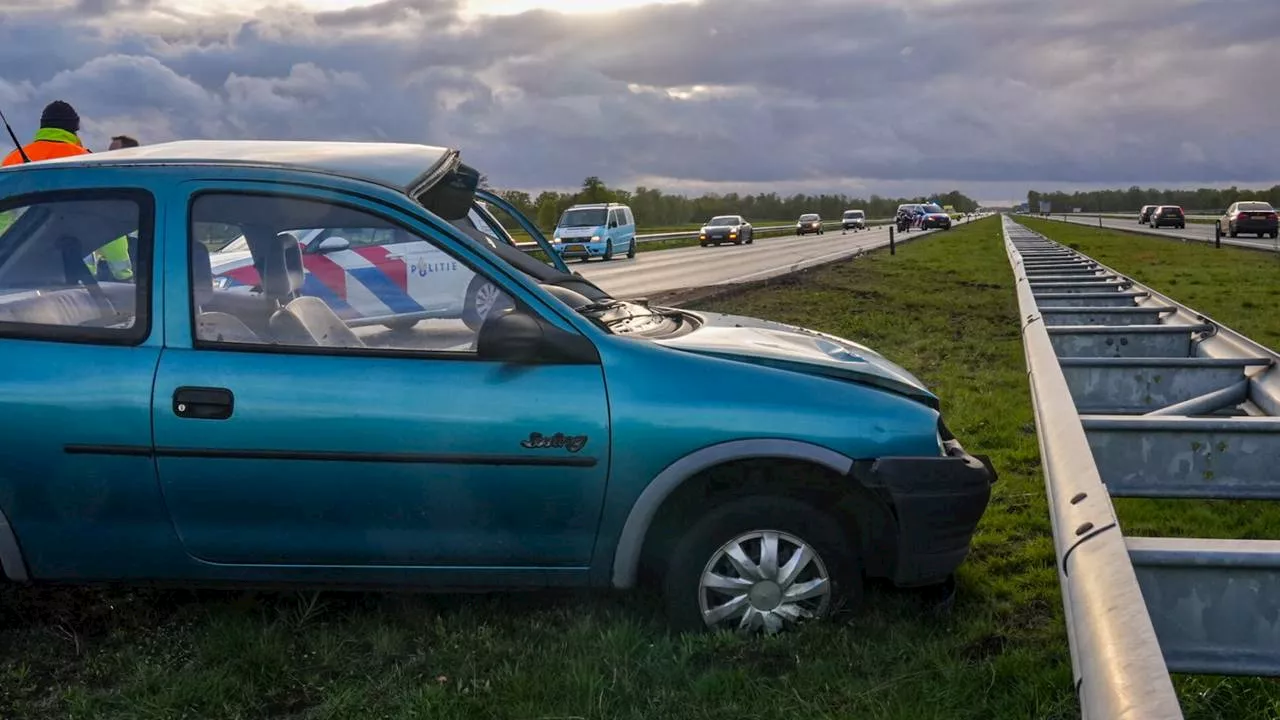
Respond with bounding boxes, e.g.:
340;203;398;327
796;213;824;235
698;215;753;246
1220;201;1279;239
1150;206;1185;229
919;204;952;230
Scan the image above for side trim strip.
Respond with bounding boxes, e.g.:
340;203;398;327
0;506;29;582
64;444;153;457
609;438;855;589
64;444;597;468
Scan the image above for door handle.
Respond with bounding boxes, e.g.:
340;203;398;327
173;386;234;420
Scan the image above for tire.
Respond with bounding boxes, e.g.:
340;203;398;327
1259;233;1266;239
462;275;506;331
746;230;753;245
626;238;636;259
382;318;418;332
662;495;862;634
1272;232;1278;240
602;239;614;261
1230;225;1238;238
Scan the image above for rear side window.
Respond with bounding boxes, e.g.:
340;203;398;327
0;191;153;344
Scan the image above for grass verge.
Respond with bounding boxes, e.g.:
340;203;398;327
2;216;1273;719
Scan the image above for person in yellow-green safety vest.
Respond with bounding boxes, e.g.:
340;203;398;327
85;135;143;281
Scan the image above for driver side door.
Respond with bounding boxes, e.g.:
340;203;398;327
153;183;612;573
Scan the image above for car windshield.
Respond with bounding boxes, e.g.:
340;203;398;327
558;208;608;227
800;214;819;221
707;216;739;226
923;204;944;213
844;211;864;218
1239;202;1274;212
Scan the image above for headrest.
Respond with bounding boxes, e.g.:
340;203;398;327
259;231;304;299
191;241;213;309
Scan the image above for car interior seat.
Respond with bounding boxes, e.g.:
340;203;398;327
259;232;323;346
284;297;366;348
190;241;262;344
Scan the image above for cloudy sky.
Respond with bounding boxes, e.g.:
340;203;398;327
0;0;1275;204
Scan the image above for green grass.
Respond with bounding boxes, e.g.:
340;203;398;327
3;216;1276;719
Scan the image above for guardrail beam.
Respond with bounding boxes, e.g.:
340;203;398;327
1032;281;1134;294
1059;358;1258;413
1040;307;1176;326
1083;417;1280;498
1129;537;1280;676
1047;324;1209;359
1034;291;1150;308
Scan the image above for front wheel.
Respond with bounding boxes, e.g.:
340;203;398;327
602;239;614;261
626;238;636;258
462;275;508;330
662;495;861;634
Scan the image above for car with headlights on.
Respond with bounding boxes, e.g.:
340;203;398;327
796;213;824;235
0;140;996;635
1138;205;1158;224
918;204;952;230
699;215;753;246
841;209;867;232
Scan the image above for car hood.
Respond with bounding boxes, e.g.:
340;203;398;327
655;311;938;409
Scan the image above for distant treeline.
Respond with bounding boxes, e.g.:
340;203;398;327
1027;185;1280;214
490;176;981;229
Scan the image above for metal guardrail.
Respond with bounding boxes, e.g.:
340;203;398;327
1003;215;1280;719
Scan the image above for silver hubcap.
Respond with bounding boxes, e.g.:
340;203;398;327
698;529;831;633
474;283;500;318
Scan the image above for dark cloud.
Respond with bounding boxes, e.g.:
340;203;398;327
0;0;1275;195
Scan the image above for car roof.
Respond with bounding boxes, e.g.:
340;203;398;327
1;140;460;197
568;202;627;209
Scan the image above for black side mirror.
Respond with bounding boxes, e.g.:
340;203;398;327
477;310;544;363
476;308;602;365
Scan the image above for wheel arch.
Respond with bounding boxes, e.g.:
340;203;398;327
0;504;29;581
609;439;855;589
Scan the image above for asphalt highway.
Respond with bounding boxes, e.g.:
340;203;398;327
1045;214;1280;252
570;218;983;298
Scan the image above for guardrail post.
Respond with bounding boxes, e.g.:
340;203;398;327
1215;221;1222;249
889;226;895;255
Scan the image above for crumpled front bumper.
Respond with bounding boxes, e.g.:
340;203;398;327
850;429;996;587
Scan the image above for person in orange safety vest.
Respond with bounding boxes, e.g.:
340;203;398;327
2;100;90;166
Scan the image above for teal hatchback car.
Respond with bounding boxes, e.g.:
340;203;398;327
0;140;995;633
